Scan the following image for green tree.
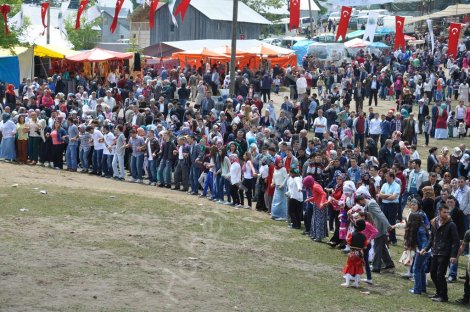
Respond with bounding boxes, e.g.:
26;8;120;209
241;0;283;15
0;0;31;51
65;14;101;50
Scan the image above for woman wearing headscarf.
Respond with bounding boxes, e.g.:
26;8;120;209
4;84;16;109
303;175;327;241
27;111;42;165
326;172;345;247
0;113;17;161
434;103;448;139
450;147;463;179
271;155;288;221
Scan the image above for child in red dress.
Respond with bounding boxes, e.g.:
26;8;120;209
342;219;368;288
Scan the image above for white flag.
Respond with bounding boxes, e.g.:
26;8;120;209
168;0;178;27
427;19;435;54
58;0;70;37
363;12;379;43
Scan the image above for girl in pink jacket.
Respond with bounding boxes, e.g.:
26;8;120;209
353;211;378;284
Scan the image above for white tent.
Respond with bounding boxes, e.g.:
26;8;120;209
405;4;470;24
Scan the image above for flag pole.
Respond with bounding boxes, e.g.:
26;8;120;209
46;0;51;44
308;0;314;38
229;0;238;96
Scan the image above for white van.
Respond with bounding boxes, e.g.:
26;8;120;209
381;16;415;34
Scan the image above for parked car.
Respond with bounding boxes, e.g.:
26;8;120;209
311;33;336;43
262;38;282;46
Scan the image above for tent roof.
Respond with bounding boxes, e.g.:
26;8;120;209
66;48;133;62
0;46;30;57
172;47;229;59
144;39;294;58
34;44;78;59
188;0;272;25
344;38;368;48
405;4;470;24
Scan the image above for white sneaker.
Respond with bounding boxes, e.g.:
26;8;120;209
223;201;231;205
361;279;373;285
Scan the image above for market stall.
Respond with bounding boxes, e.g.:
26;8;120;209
0;47;34;87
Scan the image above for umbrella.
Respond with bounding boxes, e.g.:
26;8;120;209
375;28;394;35
369;42;390;49
66;48;133;62
345;38;368;48
404;35;416;41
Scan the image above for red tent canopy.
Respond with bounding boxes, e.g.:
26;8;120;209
66;48;133;62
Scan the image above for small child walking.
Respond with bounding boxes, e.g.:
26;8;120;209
342;219;369;288
423;115;431;147
458;122;466;139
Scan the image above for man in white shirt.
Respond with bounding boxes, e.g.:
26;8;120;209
368;75;378;107
313;109;327;140
103;90;116;111
102;125;115;178
369;113;382;143
90;122;105;176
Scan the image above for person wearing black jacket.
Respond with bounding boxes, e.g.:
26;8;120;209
157;131;177;188
421;205;460;303
447;196;465;283
378;139;394;168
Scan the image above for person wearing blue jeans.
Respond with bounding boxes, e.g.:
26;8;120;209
101;125;115;178
79;148;90;172
408;213;430;294
447;196;465;282
202;171;214;198
378;172;401;245
126;129;145;183
90;124;105;175
65;117;79;171
144;130;160;185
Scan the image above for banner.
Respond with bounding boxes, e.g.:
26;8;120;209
447;23;462;58
149;0;159;29
58;0;70;37
363;11;379;42
168;0;178;26
174;0;191;21
110;0;124;33
427;19;434;54
394;16;405;51
336;6;352;41
41;2;49;34
76;0;88;30
0;4;10;34
289;0;300;30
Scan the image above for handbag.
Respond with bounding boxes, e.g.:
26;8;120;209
398;249;415;266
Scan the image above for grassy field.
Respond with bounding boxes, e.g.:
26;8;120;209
0;178;468;311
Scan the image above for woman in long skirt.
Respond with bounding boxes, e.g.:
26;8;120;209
0;113;17;161
271;156;288;221
434;103;448;140
303;175;327;241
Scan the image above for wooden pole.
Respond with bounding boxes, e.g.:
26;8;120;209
229;0;238;96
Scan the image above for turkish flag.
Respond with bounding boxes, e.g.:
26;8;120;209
448;23;462;58
0;4;10;34
110;0;124;33
174;0;191;21
41;2;49;30
289;0;300;30
76;0;89;30
394;16;405;51
149;0;159;29
336;6;352;42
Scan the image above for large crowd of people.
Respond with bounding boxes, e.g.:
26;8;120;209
1;29;470;304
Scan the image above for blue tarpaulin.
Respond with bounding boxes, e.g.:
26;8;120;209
0;56;20;88
291;40;315;65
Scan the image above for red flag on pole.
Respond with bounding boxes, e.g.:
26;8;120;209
149;0;159;29
0;4;10;34
110;0;124;33
174;0;191;21
76;0;89;30
448;23;462;58
41;2;49;32
335;6;352;42
394;16;405;51
289;0;300;30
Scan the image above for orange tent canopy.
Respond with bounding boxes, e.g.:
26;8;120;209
66;48;133;62
213;45;251;56
172;47;229;60
245;44;284;56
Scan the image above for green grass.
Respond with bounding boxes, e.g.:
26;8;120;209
0;185;468;311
